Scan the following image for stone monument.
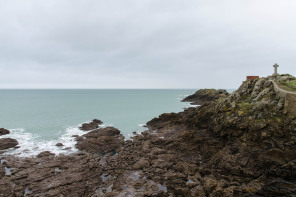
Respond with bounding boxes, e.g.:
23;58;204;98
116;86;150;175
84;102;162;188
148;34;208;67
273;63;279;76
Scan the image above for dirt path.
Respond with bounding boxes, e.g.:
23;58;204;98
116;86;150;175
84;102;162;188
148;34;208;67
272;80;296;95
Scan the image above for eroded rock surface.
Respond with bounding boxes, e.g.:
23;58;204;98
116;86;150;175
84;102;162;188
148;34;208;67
1;74;296;196
76;127;124;154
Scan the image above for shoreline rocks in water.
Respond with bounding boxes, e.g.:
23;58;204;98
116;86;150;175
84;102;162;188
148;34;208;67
0;128;10;136
1;74;296;196
0;138;18;150
55;143;64;147
79;119;103;131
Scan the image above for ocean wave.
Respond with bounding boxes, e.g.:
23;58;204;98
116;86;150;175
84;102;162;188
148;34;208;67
0;126;86;157
0;121;120;157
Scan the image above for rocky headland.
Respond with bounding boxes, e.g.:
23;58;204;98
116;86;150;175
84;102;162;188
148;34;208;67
1;74;296;196
182;89;229;105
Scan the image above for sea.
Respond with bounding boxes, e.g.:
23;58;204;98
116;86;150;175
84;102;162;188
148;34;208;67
0;89;197;157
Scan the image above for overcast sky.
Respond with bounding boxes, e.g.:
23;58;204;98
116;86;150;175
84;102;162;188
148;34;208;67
0;0;295;89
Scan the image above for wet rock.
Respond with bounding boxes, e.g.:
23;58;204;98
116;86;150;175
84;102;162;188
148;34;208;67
79;119;103;131
0;128;10;136
56;143;64;147
76;127;124;154
0;138;18;150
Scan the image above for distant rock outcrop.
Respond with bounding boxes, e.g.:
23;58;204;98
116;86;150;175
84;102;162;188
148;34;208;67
182;89;229;105
79;119;103;131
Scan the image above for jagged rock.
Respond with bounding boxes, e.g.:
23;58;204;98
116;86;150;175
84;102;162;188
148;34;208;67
182;89;229;105
0;138;18;150
79;119;103;131
56;143;64;147
1;74;296;196
76;127;124;154
0;128;10;136
0;152;103;196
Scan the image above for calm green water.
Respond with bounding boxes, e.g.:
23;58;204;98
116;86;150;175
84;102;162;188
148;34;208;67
0;89;195;156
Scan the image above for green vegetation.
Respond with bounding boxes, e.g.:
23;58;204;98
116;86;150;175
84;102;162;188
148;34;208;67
244;95;251;101
288;80;296;87
278;83;296;93
274;116;281;123
239;102;253;114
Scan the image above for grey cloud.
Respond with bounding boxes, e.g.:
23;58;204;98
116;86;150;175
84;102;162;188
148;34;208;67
0;0;295;89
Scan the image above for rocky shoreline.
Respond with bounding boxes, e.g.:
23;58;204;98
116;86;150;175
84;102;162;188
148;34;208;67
1;74;296;196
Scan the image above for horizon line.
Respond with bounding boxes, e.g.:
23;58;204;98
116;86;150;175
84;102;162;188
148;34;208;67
0;88;237;90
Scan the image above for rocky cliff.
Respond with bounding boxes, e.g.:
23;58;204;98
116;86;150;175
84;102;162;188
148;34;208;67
0;74;296;196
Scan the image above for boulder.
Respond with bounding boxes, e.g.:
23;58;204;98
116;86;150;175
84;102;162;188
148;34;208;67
0;138;18;150
37;151;55;158
79;119;103;131
0;128;10;136
76;127;124;154
56;143;64;147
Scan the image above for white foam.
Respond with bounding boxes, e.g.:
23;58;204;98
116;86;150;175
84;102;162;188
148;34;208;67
0;126;88;157
190;104;200;107
0;121;150;157
179;94;189;97
183;103;200;109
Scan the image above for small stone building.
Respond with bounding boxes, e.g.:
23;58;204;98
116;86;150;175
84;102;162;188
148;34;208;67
246;76;259;80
